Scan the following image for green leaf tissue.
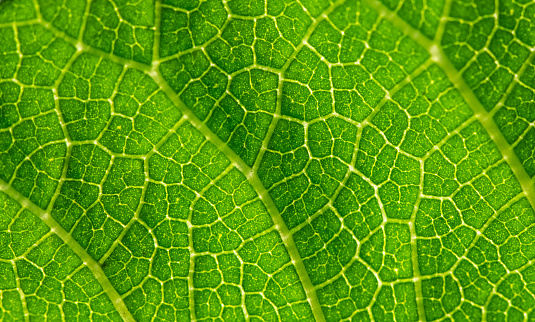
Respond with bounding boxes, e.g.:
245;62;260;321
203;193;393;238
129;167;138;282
0;0;534;320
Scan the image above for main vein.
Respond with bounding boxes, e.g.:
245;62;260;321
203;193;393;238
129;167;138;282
0;179;135;322
364;0;535;225
152;74;328;322
31;17;328;320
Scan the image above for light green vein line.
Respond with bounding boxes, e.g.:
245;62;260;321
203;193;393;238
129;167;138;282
364;0;535;216
152;73;327;322
23;21;327;320
0;179;135;322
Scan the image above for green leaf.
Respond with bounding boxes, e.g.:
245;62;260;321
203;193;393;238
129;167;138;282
1;0;535;321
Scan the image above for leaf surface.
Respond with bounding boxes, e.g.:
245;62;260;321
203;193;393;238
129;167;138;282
0;0;535;321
